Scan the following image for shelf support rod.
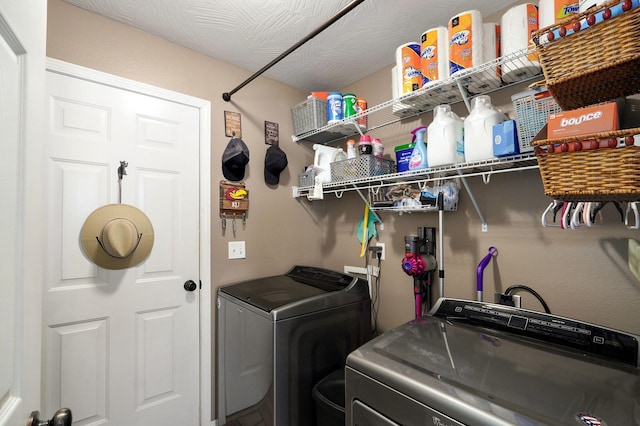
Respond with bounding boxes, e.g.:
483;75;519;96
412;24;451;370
457;172;488;232
353;187;382;224
455;79;472;112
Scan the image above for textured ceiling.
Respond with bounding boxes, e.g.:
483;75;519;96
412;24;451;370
63;0;522;95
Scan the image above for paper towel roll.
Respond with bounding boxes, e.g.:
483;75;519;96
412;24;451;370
579;0;607;12
396;42;422;94
468;23;502;94
539;0;579;28
448;10;483;77
420;26;449;84
501;3;541;83
391;66;413;117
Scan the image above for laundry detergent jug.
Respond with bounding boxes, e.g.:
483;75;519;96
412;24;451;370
408;126;429;171
313;144;346;183
463;95;507;162
427;104;465;167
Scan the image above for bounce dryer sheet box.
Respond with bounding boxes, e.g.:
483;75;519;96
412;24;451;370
547;102;619;139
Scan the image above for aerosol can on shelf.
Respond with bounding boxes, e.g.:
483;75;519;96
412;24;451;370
427;104;465;167
463;95;508;162
408;126;429;171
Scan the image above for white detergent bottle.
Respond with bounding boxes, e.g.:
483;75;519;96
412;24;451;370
427;105;465;167
408;126;429;171
463;95;508;162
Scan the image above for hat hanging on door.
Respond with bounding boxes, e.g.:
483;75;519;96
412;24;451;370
80;204;154;270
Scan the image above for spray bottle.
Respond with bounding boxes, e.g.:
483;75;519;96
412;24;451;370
408;126;429;171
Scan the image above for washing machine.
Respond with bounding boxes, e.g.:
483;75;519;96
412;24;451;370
217;265;371;426
346;298;640;426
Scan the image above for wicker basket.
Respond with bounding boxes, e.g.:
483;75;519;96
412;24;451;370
512;90;563;152
533;1;640;110
330;156;395;182
532;128;640;201
292;97;327;136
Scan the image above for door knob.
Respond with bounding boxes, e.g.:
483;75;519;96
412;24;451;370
27;408;72;426
184;280;197;292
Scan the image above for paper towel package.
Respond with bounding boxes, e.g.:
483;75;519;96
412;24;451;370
539;0;579;28
396;42;422;94
420;27;449;84
449;10;483;76
468;23;502;94
501;3;540;83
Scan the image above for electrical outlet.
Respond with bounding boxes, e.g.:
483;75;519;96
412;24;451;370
494;293;521;307
228;241;246;259
376;243;385;260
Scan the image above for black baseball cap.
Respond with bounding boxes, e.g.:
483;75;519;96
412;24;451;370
264;145;288;185
222;137;249;181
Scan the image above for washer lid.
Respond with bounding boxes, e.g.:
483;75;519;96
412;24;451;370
347;301;640;426
219;274;325;312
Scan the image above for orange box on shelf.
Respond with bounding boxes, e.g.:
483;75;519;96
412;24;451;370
547;102;619;139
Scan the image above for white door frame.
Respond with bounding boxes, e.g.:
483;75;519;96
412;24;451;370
45;58;213;426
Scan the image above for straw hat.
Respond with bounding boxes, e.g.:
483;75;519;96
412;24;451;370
80;204;154;270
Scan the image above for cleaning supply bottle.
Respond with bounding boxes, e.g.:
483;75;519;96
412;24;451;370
346;139;357;158
463;95;508;162
408;126;429;171
427;104;465;167
358;134;373;155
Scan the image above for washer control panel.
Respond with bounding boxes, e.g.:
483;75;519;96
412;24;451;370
432;298;639;368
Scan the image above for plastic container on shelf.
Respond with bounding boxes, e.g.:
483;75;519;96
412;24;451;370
427;104;465;167
372;138;384;158
463;95;508;162
346;139;357;159
395;143;415;172
327;92;343;123
358;134;373;155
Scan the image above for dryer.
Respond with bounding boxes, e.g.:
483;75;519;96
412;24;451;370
346;298;640;425
217;265;371;426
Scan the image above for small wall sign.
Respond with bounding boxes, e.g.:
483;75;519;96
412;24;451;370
224;111;242;138
264;121;279;146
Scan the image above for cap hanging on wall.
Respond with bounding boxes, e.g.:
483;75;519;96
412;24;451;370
222;136;250;181
264;145;288;185
80;204;154;270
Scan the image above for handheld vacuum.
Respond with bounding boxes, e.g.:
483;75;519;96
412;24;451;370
401;227;437;318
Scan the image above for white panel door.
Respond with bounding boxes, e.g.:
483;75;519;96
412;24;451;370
0;1;47;425
43;70;201;425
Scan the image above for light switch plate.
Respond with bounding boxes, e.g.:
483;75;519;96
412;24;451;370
228;241;246;259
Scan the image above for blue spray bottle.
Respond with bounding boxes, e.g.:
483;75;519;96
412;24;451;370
408;126;429;171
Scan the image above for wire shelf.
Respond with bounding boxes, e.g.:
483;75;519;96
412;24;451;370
292;47;543;144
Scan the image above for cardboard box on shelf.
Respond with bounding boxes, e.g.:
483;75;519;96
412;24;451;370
547;101;619;139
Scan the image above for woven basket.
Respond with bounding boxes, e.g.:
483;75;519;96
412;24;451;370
533;1;640;110
532;128;640;201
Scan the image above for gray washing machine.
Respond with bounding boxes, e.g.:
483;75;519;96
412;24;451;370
346;298;640;426
217;265;371;426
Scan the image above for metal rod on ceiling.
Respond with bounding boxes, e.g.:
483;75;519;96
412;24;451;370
222;0;365;102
